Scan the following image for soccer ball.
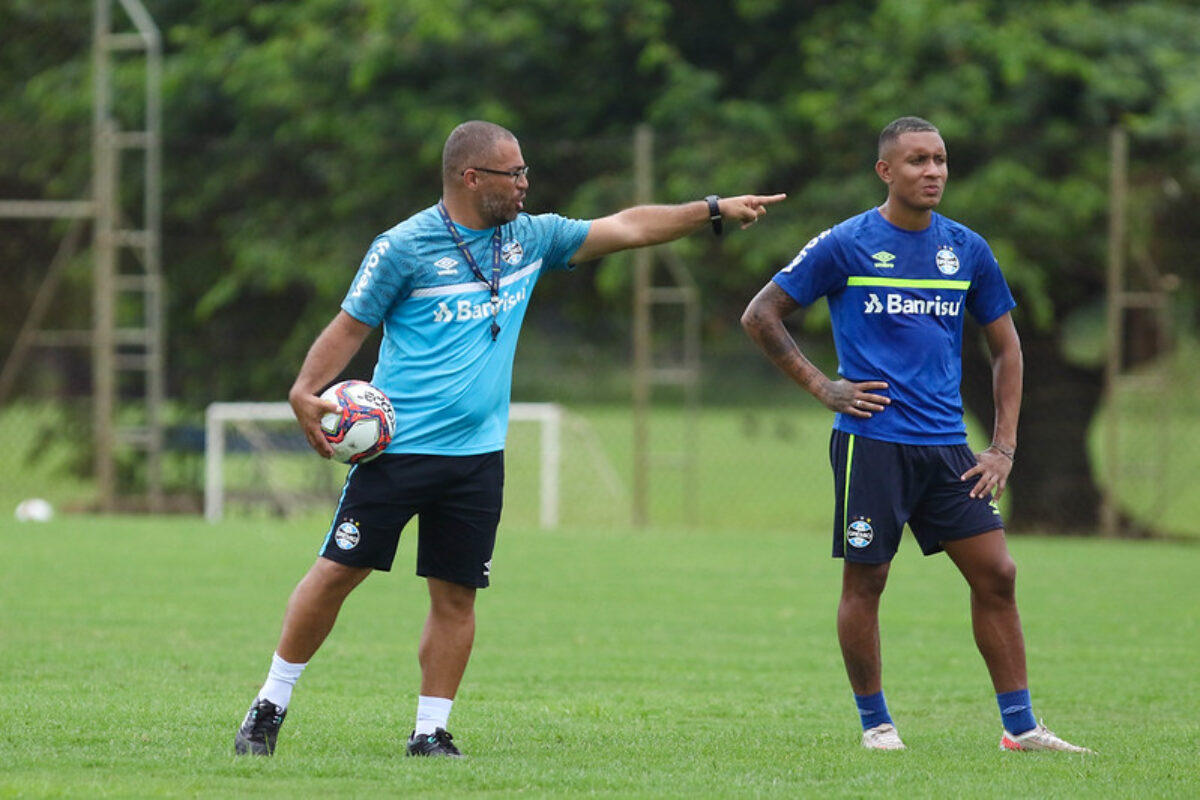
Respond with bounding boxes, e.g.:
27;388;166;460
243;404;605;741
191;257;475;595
319;380;396;464
14;497;54;522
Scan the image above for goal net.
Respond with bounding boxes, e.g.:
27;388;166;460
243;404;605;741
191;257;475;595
203;402;625;529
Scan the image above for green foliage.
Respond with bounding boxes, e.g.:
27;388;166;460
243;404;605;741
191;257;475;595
3;1;1198;401
3;0;1200;531
760;0;1200;328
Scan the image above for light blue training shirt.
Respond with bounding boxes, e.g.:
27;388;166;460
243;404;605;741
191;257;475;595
341;204;590;455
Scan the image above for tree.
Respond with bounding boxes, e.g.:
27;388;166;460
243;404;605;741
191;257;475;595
697;0;1200;533
2;0;1197;533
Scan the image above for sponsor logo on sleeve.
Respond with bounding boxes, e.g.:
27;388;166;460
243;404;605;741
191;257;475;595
781;229;832;273
351;240;391;298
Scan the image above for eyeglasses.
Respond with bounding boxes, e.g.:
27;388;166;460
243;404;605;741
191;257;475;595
463;165;530;180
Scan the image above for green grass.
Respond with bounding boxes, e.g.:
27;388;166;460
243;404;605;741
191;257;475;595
1;515;1198;798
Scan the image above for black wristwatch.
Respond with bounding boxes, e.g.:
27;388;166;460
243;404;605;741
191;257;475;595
705;194;722;237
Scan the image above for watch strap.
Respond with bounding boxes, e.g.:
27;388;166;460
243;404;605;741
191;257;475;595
704;194;722;236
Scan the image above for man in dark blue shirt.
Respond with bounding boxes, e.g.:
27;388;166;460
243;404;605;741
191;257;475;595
741;116;1090;754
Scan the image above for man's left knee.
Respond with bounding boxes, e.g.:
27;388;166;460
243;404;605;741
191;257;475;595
977;552;1017;601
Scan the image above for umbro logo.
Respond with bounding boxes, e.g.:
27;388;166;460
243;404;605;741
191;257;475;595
871;251;896;269
434;257;458;276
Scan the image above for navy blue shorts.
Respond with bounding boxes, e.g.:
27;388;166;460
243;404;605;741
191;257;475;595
319;451;504;587
829;431;1003;563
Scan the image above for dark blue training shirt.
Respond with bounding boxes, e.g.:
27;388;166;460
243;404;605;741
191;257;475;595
772;208;1016;445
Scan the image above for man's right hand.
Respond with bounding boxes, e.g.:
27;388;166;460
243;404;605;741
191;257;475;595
290;387;340;459
818;379;891;418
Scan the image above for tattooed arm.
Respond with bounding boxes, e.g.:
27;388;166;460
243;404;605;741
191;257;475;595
740;282;889;418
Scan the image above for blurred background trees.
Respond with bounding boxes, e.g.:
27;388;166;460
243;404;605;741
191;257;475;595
2;0;1198;532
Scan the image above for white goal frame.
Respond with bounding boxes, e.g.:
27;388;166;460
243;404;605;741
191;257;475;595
203;401;563;527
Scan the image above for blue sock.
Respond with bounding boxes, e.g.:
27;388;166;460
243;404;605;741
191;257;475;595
997;688;1036;735
854;691;893;731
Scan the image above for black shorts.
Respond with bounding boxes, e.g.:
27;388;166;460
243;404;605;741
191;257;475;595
318;451;504;587
829;431;1003;564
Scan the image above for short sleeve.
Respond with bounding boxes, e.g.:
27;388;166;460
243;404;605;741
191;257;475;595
533;213;591;270
772;228;847;307
965;242;1016;325
340;233;413;327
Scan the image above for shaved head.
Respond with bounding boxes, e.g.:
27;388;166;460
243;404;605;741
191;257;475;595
878;116;939;160
442;121;518;184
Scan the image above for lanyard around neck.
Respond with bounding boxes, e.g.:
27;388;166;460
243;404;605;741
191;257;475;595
436;201;503;341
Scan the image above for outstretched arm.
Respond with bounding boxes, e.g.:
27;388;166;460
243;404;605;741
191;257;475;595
740;282;889;417
288;310;375;458
961;312;1023;499
571;193;786;264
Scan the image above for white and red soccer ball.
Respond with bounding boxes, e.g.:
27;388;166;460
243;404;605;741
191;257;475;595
319;380;396;464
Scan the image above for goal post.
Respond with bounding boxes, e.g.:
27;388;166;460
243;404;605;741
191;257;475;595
204;401;564;528
514;401;562;529
203;402;295;524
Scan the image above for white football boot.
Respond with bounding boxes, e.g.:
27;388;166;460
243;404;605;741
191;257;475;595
861;722;906;750
1000;721;1092;753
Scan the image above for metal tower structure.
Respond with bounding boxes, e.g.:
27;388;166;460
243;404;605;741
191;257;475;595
631;125;701;527
0;0;164;511
92;0;166;511
1101;125;1173;536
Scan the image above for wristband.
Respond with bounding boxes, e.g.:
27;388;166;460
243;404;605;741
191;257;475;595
705;194;722;237
988;443;1015;462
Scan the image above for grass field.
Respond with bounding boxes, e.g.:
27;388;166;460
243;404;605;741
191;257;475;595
1;514;1197;798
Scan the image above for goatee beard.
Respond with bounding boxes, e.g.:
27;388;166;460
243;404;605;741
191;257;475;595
480;194;518;227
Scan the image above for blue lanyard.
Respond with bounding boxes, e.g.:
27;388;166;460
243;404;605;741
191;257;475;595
436;201;503;341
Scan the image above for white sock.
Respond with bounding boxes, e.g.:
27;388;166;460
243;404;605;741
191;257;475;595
414;695;453;735
257;652;307;710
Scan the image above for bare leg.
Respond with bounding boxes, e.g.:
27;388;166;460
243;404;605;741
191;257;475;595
276;557;372;664
943;529;1027;692
418;577;477;699
837;561;891;695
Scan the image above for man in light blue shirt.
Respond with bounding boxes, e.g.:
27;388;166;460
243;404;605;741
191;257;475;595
235;120;785;758
342;202;590;455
